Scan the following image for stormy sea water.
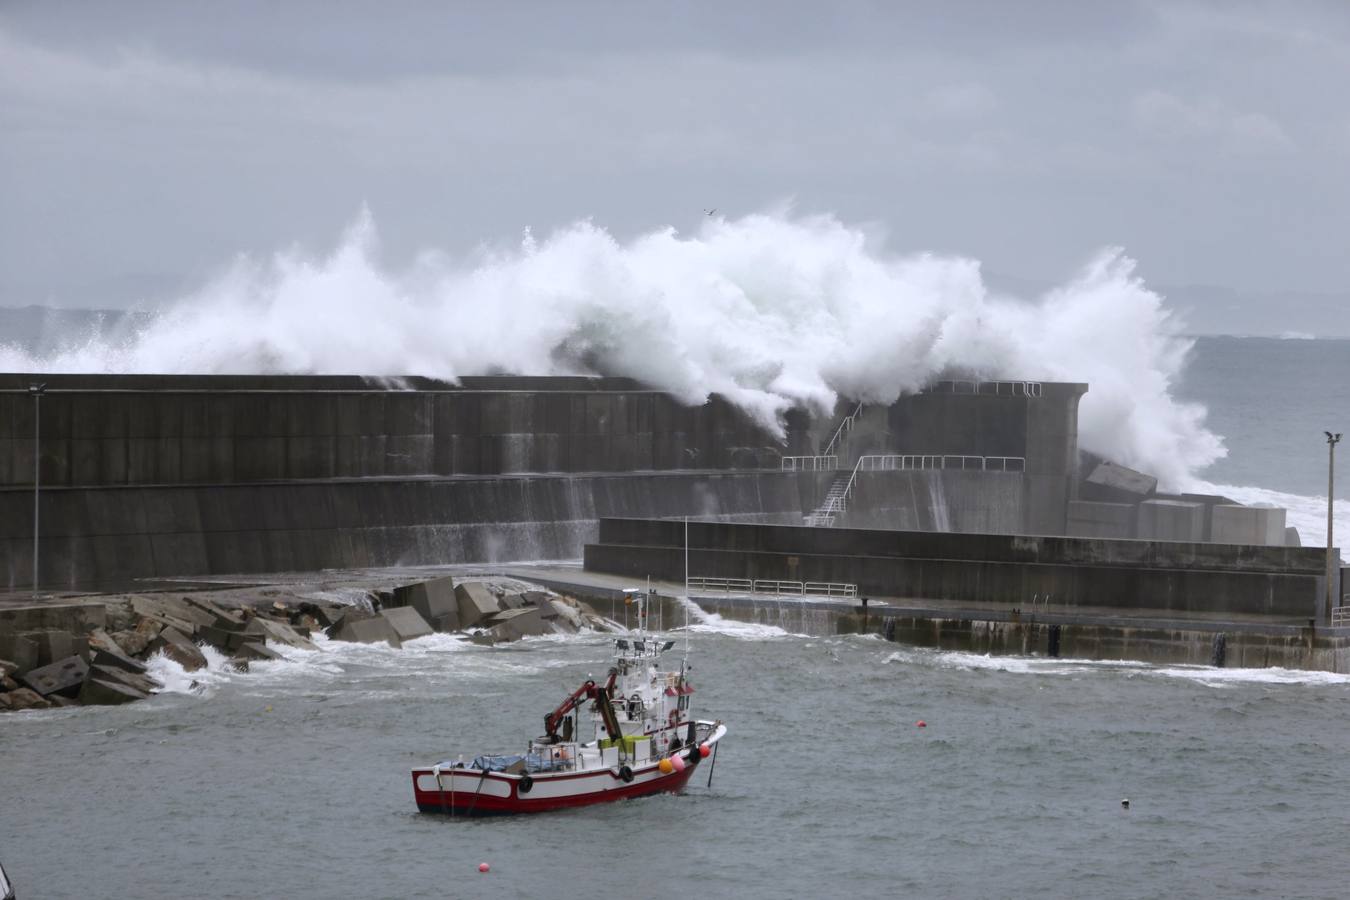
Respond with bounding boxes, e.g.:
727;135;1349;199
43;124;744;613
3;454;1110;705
1178;335;1350;545
2;619;1348;900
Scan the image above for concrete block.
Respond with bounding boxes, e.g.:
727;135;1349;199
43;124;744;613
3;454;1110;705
1212;505;1287;546
379;607;433;643
1286;527;1301;547
21;655;90;697
181;596;246;631
481;607;553;641
0;602;107;635
455;582;500;629
1066;500;1136;539
232;641;282;662
1081;462;1157;504
331;615;402;648
394;576;459;631
540;599;582;629
130;596;215;631
244;617;317;651
79;676;147;706
29;630;83;667
87;662;157;696
0;634;39;674
198;625;247;653
148;627;208;671
92;646;149;676
499;592;527;610
1136;499;1205;543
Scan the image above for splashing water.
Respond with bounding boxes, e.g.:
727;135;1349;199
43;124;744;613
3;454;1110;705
0;210;1224;487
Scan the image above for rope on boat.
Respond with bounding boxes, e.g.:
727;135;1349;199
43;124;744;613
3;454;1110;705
433;764;452;816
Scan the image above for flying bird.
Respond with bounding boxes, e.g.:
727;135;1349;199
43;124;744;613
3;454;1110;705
703;208;717;216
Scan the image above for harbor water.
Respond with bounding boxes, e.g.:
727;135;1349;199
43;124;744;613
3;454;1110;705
2;613;1348;899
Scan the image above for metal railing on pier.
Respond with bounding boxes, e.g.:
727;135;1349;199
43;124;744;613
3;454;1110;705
781;455;839;472
686;576;858;599
1332;605;1350;626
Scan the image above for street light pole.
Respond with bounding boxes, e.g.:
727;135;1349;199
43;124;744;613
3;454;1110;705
1325;431;1341;624
30;383;46;597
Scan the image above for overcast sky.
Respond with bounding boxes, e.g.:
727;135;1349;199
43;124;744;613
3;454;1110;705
2;0;1348;322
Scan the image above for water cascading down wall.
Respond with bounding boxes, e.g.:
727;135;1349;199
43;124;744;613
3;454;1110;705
0;374;1086;590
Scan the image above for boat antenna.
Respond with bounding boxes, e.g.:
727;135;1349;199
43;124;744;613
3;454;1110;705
684;516;690;663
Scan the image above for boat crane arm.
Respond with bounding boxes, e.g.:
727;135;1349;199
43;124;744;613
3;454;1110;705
543;679;597;739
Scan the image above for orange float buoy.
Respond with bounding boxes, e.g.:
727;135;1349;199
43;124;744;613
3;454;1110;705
658;758;675;774
478;863;490;873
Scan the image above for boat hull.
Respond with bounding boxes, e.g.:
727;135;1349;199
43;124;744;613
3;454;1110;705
412;723;725;816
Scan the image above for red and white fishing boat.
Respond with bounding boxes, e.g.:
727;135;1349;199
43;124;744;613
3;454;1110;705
411;588;726;816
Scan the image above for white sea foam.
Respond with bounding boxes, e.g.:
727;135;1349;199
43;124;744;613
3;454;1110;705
1186;478;1349;546
144;643;239;696
676;596;798;640
886;648;1350;687
0;210;1223;487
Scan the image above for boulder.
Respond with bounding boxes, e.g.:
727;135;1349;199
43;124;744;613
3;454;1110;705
79;676;147;706
380;607;434;643
330;615;402;648
499;592;527;610
92;645;150;676
0;687;52;710
2;675;20;692
148;627;207;672
0;658;17;679
394;577;460;631
0;635;39;674
522;590;551;607
110;630;152;657
21;655;90;697
455;582;500;629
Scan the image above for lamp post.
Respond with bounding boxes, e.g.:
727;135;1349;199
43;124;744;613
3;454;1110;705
30;383;46;597
1325;431;1341;624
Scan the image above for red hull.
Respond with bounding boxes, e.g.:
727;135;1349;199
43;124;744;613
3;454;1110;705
412;764;699;816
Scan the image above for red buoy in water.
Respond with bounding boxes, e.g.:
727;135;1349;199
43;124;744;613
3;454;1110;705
916;720;927;728
479;863;490;873
699;743;711;758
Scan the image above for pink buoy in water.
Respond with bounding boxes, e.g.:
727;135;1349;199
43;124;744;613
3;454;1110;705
916;720;927;728
478;863;490;873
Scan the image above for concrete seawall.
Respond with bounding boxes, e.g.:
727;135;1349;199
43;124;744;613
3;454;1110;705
584;518;1334;621
0;471;828;590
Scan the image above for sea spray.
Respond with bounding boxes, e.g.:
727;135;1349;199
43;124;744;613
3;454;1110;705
0;210;1224;487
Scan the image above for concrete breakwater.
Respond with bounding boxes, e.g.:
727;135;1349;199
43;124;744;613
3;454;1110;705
510;571;1350;673
0;575;606;713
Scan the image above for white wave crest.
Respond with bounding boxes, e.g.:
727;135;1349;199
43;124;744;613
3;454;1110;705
0;210;1223;487
675;596;799;640
885;648;1350;686
144;643;238;696
1187;479;1350;546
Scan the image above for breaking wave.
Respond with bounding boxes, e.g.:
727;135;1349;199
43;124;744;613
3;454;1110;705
0;209;1224;487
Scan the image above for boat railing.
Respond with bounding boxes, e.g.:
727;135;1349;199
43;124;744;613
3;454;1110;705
687;576;858;599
